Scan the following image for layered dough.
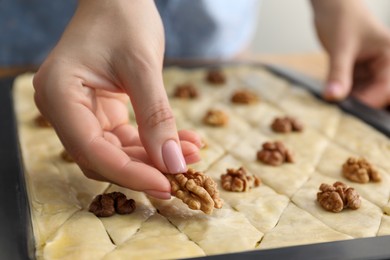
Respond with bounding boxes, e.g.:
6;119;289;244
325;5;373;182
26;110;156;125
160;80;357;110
13;66;390;260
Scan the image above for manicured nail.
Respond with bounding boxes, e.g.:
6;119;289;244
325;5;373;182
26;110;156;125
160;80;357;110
162;139;187;173
326;82;343;99
144;190;171;200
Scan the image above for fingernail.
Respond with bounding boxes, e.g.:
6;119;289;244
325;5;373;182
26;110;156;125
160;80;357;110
144;190;171;200
326;82;343;99
162;140;187;173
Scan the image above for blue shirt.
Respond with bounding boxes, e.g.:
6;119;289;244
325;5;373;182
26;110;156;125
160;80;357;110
0;0;260;66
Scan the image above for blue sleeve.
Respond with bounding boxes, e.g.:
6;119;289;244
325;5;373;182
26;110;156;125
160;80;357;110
0;0;260;66
156;0;260;60
0;0;77;66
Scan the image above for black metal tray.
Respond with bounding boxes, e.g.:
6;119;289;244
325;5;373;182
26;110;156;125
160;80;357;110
1;65;390;260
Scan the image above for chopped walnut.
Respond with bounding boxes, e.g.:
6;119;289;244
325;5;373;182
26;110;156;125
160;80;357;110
166;169;223;215
231;89;259;104
257;141;294;166
173;83;199;99
89;194;115;217
200;138;208;149
206;69;226;85
89;192;136;217
108;191;137;215
60;149;74;163
34;114;51;127
342;157;381;183
271;116;304;133
317;181;361;213
221;167;261;192
203;109;228;127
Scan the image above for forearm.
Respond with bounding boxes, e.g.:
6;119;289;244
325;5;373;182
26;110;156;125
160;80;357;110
310;0;364;14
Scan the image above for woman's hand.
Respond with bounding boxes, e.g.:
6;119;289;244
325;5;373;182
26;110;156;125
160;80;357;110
311;0;390;108
33;0;201;199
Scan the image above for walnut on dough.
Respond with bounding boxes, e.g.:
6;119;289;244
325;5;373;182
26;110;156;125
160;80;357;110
342;157;381;183
271;116;304;133
317;182;361;213
257;141;294;166
165;169;223;215
221;167;261;192
203;109;229;127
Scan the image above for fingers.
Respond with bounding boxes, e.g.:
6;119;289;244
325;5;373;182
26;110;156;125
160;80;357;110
113;124;201;164
122;140;201;166
34;76;171;198
103;131;122;147
85;136;170;193
324;50;355;101
180;141;201;164
353;86;389;108
178;129;203;149
112;124;142;147
116;62;187;174
352;52;390;108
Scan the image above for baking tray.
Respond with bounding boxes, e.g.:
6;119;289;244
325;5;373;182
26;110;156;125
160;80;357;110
0;77;34;260
1;64;390;260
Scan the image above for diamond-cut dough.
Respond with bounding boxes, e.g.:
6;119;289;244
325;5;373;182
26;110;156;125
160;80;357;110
278;86;342;137
317;143;390;208
150;197;263;255
103;214;205;260
292;174;383;237
333;114;390;173
43;211;115;260
258;203;352;249
13;66;390;260
383;202;390;215
99;186;156;246
188;134;225;171
206;155;290;233
378;214;390;236
240;68;290;103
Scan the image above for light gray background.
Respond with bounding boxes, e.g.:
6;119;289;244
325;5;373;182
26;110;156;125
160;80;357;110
252;0;390;53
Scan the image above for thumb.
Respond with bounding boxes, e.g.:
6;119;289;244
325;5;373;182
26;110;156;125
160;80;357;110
324;50;355;101
120;64;187;174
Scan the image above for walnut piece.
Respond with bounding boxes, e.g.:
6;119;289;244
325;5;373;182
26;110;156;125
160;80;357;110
203;109;228;127
221;167;261;192
317;181;361;213
173;83;198;99
206;69;226;85
257;141;294;166
34;114;51;127
89;192;136;217
166;169;223;215
89;194;115;217
271;116;304;133
60;149;74;163
231;89;259;104
342;157;381;183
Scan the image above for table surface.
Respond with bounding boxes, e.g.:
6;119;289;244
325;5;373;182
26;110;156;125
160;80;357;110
0;52;328;80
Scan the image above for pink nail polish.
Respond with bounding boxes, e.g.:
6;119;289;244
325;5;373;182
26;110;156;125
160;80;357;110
162;139;187;174
326;82;343;98
144;190;171;200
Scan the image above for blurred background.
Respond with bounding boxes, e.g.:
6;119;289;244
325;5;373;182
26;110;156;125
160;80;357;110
253;0;390;54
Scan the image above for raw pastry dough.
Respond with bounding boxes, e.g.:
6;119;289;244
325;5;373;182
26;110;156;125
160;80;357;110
317;143;390;208
43;211;115;260
259;203;352;249
13;66;390;260
292;174;383;237
150;197;263;255
103;214;205;260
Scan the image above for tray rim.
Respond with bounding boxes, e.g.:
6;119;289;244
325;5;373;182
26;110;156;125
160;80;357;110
2;64;390;260
0;76;35;260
